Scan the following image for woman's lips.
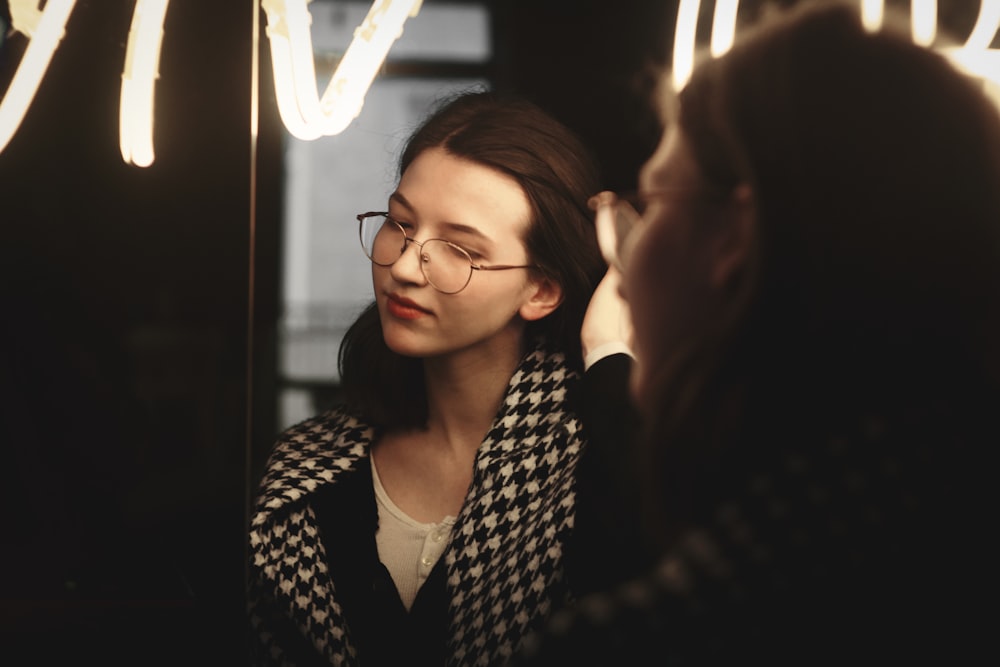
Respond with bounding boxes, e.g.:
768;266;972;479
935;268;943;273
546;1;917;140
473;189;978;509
386;293;430;320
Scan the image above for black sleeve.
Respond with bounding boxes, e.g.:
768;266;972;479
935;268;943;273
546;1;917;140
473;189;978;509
566;354;659;597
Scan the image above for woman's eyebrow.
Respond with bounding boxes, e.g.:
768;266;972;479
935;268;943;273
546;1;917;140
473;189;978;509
438;221;493;244
388;191;495;244
388;191;414;212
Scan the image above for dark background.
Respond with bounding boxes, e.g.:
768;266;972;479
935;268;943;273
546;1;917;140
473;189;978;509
0;1;671;664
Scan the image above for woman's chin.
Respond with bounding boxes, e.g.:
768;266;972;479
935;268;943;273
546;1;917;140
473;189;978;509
381;327;432;359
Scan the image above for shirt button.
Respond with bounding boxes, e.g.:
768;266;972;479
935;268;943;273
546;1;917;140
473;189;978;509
432;532;444;543
421;557;433;567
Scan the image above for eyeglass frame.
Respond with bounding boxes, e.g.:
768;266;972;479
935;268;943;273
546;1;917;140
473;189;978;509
589;188;731;272
356;211;541;294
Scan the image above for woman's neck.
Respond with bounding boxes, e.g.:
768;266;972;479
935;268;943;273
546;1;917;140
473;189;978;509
421;334;526;456
370;332;529;522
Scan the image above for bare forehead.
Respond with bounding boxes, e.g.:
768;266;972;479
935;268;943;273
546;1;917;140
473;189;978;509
394;148;533;238
389;192;496;238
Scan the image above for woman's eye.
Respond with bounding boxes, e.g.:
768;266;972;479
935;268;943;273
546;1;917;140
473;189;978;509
447;240;481;259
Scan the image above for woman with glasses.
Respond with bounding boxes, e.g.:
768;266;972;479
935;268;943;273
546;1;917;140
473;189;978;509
513;1;1000;664
248;90;619;667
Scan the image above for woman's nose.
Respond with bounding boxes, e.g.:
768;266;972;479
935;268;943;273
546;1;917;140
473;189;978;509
389;238;429;286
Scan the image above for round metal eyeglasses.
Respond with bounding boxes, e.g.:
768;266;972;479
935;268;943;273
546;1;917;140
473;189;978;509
589;192;644;273
357;212;538;294
590;188;730;272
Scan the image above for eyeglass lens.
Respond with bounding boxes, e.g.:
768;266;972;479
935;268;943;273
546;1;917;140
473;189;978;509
359;214;473;294
595;196;643;271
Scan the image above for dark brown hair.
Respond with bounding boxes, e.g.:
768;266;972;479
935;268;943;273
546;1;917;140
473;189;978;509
339;90;605;429
640;1;1000;547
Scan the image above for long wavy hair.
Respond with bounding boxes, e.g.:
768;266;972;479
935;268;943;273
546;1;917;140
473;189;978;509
339;90;605;429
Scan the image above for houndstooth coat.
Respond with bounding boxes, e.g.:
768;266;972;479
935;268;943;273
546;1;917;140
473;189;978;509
248;344;587;667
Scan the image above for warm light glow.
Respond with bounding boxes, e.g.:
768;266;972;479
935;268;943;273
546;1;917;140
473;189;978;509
120;0;170;167
262;0;424;140
911;0;937;46
670;0;1000;101
672;0;701;90
710;0;739;57
0;0;77;155
2;1;997;163
948;0;1000;103
934;0;1000;92
860;0;885;33
964;0;1000;49
3;0;424;158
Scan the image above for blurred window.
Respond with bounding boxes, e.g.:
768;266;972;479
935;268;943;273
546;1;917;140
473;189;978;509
278;1;492;428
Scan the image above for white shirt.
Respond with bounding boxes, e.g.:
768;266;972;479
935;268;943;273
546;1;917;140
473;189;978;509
371;457;456;610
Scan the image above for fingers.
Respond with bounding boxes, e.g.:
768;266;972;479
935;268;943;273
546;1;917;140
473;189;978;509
582;267;634;363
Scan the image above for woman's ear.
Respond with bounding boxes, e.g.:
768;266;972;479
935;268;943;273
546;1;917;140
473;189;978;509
711;183;756;289
519;275;564;322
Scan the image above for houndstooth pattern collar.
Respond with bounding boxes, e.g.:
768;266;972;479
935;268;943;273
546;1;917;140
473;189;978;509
249;341;586;666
